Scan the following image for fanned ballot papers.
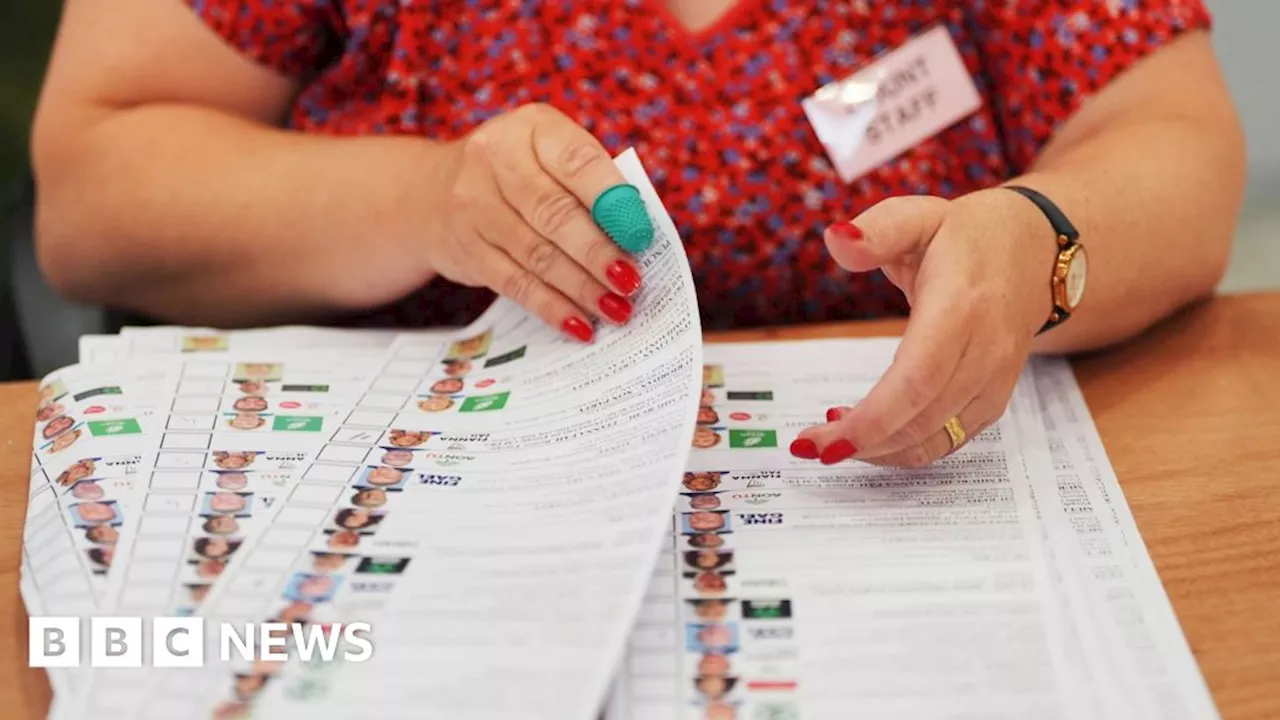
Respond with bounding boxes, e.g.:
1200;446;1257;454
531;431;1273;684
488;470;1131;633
20;150;1220;720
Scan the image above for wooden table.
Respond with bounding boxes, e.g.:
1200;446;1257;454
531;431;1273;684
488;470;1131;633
1;292;1278;719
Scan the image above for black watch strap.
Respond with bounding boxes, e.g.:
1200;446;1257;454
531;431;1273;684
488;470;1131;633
1002;184;1078;334
1003;185;1079;244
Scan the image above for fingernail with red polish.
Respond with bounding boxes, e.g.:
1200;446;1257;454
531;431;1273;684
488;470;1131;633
789;438;819;460
827;221;863;242
562;316;594;343
820;439;857;465
598;293;633;324
825;406;847;423
606;260;642;296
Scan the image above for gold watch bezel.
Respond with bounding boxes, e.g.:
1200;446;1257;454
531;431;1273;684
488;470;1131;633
1050;240;1087;313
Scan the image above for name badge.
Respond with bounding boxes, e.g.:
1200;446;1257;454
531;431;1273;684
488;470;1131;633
802;25;983;184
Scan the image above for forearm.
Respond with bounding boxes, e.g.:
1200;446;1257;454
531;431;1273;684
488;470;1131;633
1011;113;1245;355
33;104;458;327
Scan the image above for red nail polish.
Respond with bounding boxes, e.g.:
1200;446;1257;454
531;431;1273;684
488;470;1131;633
789;438;819;460
598;293;633;324
606;260;642;296
819;439;857;465
825;407;845;423
827;221;863;242
562;317;594;343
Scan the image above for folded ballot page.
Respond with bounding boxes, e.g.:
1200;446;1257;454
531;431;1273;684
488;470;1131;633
26;344;401;715
55;148;706;720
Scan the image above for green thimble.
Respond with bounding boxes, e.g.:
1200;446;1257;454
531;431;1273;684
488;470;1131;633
591;184;655;254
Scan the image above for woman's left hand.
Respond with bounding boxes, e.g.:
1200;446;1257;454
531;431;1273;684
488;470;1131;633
790;188;1059;467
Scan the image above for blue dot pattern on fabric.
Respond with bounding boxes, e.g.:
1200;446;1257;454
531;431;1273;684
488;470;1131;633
186;0;1213;330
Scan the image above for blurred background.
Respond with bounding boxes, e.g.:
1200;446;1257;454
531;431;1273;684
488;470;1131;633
1;1;60;380
1;0;1276;381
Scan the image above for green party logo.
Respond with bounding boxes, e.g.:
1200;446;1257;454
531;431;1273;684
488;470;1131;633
273;416;323;432
87;419;142;437
729;429;777;449
460;391;509;413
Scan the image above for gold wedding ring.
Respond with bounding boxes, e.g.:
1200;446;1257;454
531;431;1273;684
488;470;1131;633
943;416;967;451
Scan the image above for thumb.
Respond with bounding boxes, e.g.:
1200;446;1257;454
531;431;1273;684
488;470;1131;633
825;195;950;272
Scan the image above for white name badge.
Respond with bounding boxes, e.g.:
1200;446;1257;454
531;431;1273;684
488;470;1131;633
802;25;983;184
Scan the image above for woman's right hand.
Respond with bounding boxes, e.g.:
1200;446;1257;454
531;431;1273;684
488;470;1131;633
428;103;649;342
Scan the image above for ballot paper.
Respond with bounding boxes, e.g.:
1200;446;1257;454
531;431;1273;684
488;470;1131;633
605;349;1221;720
1027;358;1219;720
35;148;706;720
19;149;1219;720
26;346;404;716
610;344;1075;720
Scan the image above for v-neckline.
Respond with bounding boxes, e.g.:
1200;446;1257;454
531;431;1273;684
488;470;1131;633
641;0;766;42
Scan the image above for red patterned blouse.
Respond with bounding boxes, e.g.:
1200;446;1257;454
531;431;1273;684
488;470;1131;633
188;0;1210;330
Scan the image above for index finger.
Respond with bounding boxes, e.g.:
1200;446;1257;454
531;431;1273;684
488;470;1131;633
528;107;655;254
799;282;969;459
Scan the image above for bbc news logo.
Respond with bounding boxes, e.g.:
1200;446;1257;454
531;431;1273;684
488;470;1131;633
29;617;372;668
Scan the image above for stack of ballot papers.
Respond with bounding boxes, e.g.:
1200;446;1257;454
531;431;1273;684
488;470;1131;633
20;150;1220;720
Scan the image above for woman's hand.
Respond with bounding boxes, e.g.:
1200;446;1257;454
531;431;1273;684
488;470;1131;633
428;103;648;342
790;189;1059;467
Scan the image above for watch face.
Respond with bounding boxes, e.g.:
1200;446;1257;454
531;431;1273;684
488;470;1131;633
1064;246;1088;308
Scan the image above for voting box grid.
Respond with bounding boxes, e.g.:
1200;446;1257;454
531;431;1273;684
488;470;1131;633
118;361;253;615
25;360;197;691
22;476;98;618
112;354;396;619
78;352;412;715
192;339;446;712
29;374;166;624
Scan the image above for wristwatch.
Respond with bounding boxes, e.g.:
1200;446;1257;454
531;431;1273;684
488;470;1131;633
1003;185;1088;334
